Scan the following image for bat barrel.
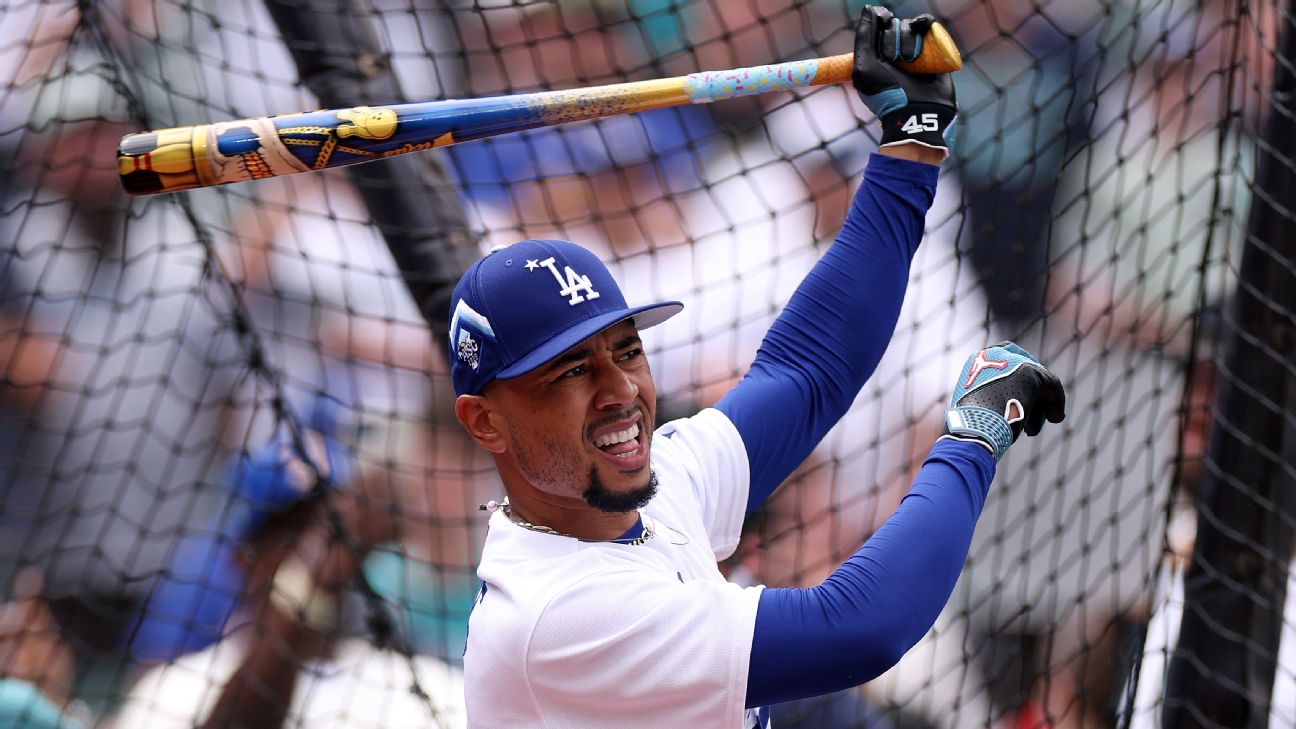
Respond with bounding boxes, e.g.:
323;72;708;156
115;90;698;196
116;23;960;197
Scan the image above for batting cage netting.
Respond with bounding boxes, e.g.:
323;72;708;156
0;0;1291;727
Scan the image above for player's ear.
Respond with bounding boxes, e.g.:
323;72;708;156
455;394;508;454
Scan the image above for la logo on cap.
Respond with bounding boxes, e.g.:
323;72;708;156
526;257;601;306
447;238;683;397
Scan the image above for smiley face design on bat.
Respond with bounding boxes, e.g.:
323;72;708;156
336;106;398;140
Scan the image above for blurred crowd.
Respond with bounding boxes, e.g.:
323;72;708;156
0;0;1272;728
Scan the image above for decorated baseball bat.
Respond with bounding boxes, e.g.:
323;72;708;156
117;23;960;196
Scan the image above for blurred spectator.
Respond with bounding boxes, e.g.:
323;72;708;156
0;57;252;715
126;398;358;662
0;571;88;729
114;420;466;728
0;2;1259;728
218;171;494;661
900;3;1256;728
931;0;1087;331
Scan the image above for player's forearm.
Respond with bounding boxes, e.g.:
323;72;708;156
745;438;993;706
716;153;938;512
202;609;316;729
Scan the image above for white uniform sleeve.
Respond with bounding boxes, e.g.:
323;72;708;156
528;567;762;726
653;407;751;561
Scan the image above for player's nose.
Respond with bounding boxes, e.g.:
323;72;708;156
592;362;639;409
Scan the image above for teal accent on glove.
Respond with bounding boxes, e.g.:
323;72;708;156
945;406;1014;461
945;342;1066;461
860;88;908;118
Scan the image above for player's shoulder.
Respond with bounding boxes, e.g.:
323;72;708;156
651;407;749;510
652;407;745;465
654;406;739;439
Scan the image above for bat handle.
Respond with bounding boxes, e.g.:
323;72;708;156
683;21;960;104
812;20;964;85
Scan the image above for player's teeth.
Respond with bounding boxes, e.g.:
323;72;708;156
594;422;639;448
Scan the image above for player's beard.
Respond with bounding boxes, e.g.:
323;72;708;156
503;405;657;512
583;468;658;513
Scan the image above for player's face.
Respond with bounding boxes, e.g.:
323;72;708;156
492;320;658;512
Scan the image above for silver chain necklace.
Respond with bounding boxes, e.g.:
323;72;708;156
479;497;656;546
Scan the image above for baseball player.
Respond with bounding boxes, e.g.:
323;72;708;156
449;8;1066;728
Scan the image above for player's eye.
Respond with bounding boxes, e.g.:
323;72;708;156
616;347;643;363
558;364;588;379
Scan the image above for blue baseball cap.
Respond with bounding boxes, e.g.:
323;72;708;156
449;239;683;396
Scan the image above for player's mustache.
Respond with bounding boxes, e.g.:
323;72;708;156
585;406;648;440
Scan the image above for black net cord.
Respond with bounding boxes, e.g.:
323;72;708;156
78;1;451;724
263;0;479;339
1162;1;1296;727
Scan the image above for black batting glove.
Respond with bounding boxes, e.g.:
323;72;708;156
852;6;959;157
941;342;1066;461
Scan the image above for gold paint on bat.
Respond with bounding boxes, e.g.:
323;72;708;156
314;137;339;169
381;141;434;157
278;126;337;136
336;106;398;140
142;144;198;174
899;21;962;75
191;124;214;188
538;77;690;127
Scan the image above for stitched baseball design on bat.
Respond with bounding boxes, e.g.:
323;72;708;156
117;23;960;196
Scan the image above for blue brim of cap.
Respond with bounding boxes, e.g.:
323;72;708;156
496;300;683;381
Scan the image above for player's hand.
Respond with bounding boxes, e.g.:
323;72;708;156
942;342;1066;461
237;490;383;661
232;422;393;657
852;6;959;157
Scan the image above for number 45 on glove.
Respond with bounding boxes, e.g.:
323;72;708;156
852;5;960;158
900;113;944;134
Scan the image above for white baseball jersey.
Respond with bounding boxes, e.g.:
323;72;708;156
464;407;766;728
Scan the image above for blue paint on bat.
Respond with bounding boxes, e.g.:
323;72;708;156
269;98;554;169
215;126;261;155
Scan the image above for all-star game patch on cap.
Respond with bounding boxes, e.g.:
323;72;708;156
448;239;683;396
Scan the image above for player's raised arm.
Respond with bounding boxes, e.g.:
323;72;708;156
745;343;1066;706
714;6;960;514
450;10;978;728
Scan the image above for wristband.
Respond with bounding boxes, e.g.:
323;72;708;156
944;405;1013;461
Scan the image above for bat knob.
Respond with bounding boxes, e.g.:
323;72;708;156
896;21;963;75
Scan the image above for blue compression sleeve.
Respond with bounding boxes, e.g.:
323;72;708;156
746;439;995;707
714;154;939;514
